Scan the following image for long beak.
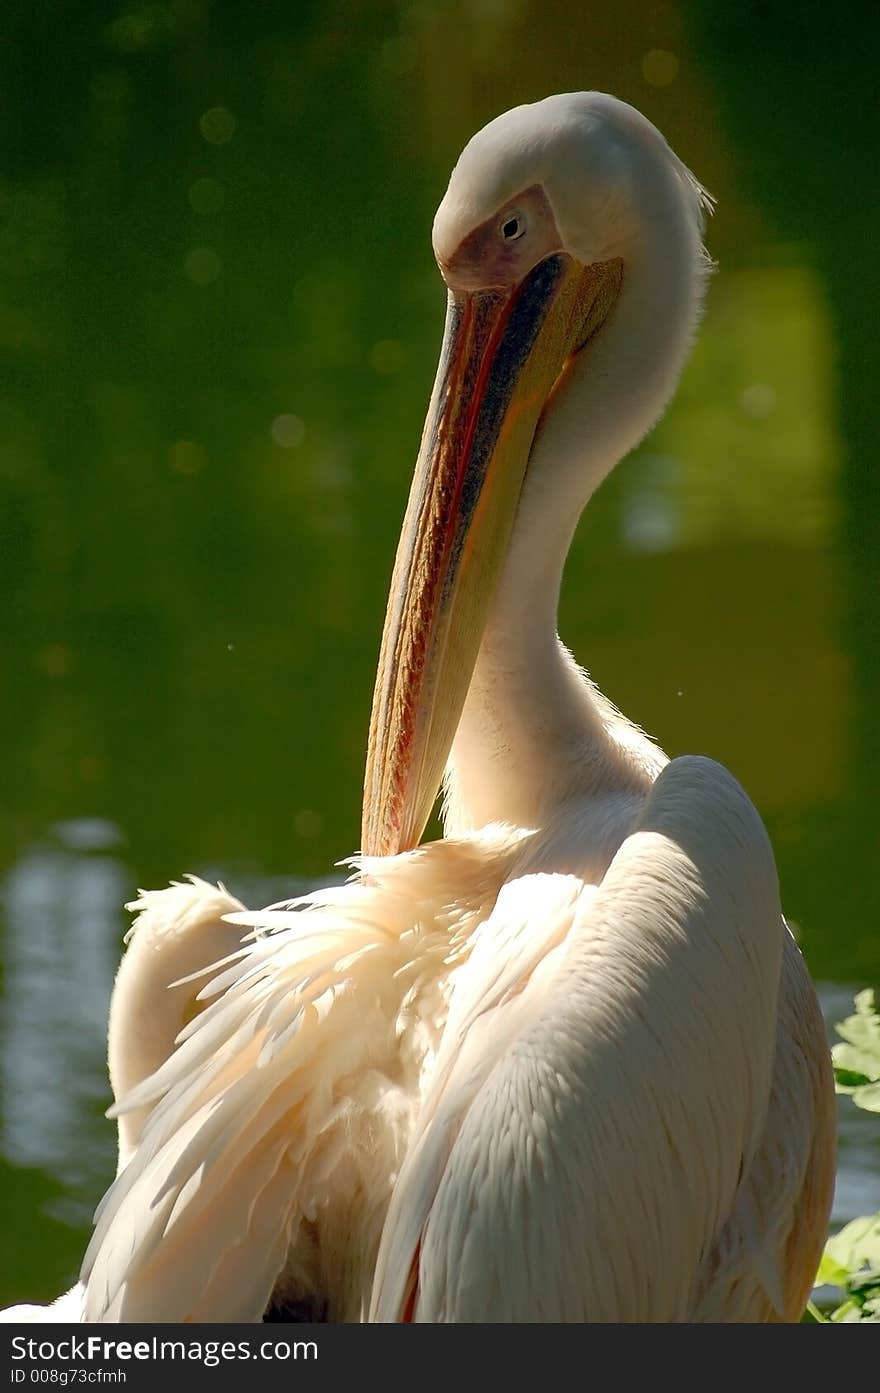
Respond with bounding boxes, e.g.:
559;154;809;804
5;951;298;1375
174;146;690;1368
361;251;622;857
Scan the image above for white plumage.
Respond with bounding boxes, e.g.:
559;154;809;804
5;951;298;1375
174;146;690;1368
4;92;835;1324
77;761;830;1322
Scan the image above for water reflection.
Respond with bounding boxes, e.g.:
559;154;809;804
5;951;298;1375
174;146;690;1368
1;837;124;1227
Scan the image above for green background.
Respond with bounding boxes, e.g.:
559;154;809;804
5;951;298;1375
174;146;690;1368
1;0;878;1305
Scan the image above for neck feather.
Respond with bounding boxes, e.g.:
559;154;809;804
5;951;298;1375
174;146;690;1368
444;172;708;835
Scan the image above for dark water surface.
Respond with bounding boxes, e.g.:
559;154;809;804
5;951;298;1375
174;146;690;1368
1;1;877;1304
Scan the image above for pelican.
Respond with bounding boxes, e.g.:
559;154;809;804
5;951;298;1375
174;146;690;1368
5;92;834;1323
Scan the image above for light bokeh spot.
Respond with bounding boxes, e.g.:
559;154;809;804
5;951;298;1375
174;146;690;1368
199;106;237;145
741;383;778;419
642;49;679;86
271;414;306;448
184;247;221;284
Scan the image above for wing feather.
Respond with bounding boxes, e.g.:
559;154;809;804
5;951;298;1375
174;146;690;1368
371;756;788;1321
83;829;529;1322
691;925;835;1319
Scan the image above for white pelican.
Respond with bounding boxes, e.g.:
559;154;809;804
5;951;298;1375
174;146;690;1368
8;92;835;1324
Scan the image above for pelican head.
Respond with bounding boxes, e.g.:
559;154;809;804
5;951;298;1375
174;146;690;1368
362;93;707;857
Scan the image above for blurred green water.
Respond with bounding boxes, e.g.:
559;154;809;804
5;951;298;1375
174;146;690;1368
1;0;877;1305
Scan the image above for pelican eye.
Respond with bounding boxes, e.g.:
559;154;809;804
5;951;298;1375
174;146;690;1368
500;214;525;241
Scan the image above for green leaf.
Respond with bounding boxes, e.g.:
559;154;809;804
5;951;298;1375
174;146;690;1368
815;1250;850;1288
833;991;880;1112
831;1043;879;1084
846;1269;880;1299
850;1081;880;1113
834;989;880;1059
830;1298;862;1322
824;1215;880;1274
810;991;880;1323
853;987;879;1018
833;1066;873;1091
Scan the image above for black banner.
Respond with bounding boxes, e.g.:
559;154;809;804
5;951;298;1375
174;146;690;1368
1;1318;828;1389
